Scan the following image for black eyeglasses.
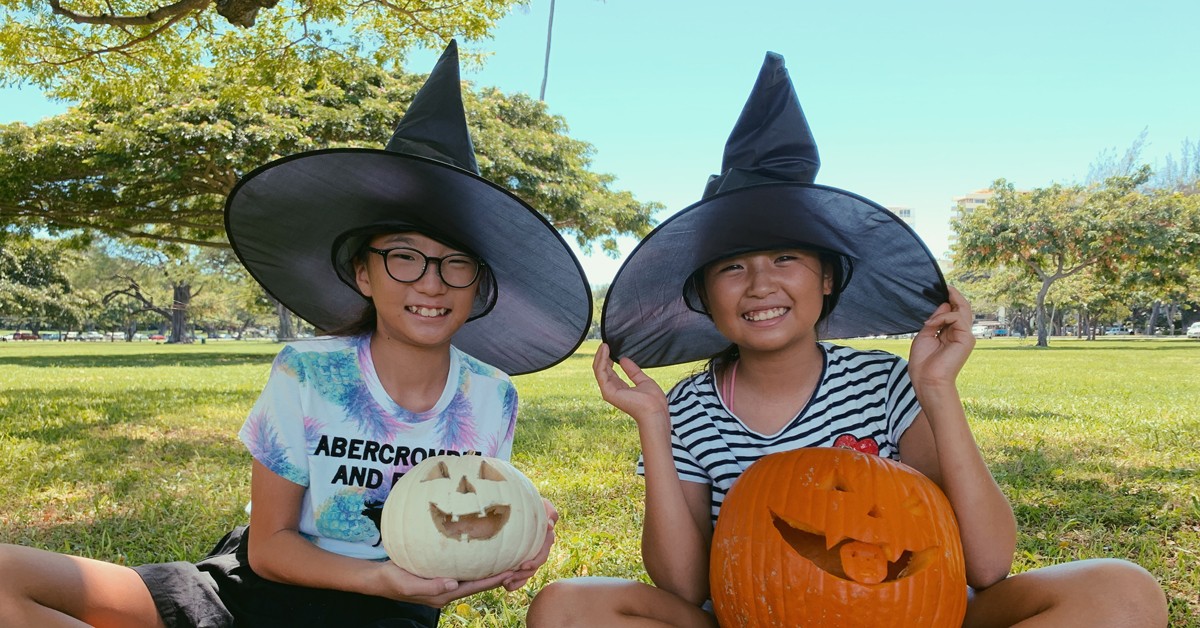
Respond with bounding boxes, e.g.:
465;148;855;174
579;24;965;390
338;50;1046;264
366;246;484;289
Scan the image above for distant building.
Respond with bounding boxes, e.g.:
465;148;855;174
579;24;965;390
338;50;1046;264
948;189;994;249
888;206;915;228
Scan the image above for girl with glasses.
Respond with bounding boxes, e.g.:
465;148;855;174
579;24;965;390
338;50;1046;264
0;41;591;628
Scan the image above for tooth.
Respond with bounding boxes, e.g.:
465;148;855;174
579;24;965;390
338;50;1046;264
460;533;469;542
451;514;460;522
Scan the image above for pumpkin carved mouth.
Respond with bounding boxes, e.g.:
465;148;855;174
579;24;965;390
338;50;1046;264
770;509;937;584
430;503;512;541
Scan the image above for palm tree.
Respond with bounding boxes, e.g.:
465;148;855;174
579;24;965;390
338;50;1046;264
539;0;556;101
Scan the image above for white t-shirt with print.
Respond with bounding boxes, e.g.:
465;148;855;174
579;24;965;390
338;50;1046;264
239;335;518;559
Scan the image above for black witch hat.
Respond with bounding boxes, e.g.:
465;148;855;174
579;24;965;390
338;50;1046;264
601;51;947;368
225;41;592;375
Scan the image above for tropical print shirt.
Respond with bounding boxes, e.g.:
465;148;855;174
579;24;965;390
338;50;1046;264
239;335;518;559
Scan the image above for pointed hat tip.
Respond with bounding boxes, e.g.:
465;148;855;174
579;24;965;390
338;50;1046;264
701;49;819;197
384;38;479;173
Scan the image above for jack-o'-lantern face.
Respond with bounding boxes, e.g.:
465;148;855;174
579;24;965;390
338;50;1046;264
381;455;548;581
422;457;513;541
710;448;967;628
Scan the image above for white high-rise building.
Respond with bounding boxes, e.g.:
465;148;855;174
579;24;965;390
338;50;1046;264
948;189;994;249
888;206;915;228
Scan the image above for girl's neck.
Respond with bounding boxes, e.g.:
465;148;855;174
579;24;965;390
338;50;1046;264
369;332;452;413
734;340;823;382
720;341;824;433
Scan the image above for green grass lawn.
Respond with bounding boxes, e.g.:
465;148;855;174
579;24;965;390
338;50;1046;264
2;337;1198;625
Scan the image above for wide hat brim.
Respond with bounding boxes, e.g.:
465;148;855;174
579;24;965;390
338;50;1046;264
226;148;592;375
602;182;947;368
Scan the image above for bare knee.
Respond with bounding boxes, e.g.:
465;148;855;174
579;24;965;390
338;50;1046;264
528;577;717;628
967;558;1167;628
527;578;613;628
1078;559;1168;627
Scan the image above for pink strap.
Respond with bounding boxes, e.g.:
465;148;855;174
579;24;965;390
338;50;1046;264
724;359;738;411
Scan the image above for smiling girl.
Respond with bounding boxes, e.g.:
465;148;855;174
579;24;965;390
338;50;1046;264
0;41;590;628
527;51;1167;628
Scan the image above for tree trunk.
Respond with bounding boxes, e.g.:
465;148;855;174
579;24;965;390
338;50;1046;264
276;300;294;341
169;282;192;344
1035;279;1052;347
1145;300;1161;336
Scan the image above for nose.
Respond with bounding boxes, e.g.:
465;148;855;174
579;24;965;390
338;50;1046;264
413;260;449;294
456;476;476;494
745;258;778;296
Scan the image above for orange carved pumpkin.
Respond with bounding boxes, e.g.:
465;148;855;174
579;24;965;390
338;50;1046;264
710;447;967;627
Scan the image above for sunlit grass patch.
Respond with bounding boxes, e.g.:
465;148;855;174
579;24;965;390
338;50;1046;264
2;338;1199;624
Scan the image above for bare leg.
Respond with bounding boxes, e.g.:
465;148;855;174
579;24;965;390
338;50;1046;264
964;558;1167;628
0;544;167;628
527;577;718;628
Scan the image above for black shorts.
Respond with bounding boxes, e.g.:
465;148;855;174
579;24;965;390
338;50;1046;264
134;526;440;628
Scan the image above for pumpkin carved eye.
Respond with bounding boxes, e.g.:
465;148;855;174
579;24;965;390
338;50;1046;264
422;460;452;481
479;460;506;482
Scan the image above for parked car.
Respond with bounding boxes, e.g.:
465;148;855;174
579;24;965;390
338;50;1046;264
79;331;104;341
149;334;166;341
1187;322;1200;339
1104;326;1132;336
971;324;993;339
13;332;39;341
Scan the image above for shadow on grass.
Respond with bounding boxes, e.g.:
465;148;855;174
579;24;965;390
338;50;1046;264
2;386;253;490
988;440;1185;531
0;353;277;369
963;400;1077;423
1;386;254;564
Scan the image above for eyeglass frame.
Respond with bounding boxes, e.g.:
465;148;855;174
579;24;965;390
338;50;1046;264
365;246;486;289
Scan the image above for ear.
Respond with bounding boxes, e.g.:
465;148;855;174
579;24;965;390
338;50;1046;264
822;267;834;296
354;257;374;298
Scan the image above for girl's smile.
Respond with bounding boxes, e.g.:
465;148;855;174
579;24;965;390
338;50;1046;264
742;306;790;323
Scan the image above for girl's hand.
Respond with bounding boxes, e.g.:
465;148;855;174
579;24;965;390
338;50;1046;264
372;560;515;607
502;498;559;591
376;500;558;601
592;343;670;429
907;285;975;389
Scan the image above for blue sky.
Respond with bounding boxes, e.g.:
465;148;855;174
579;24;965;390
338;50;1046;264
4;0;1198;285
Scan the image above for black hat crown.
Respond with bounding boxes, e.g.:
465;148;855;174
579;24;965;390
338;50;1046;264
702;51;820;198
384;39;479;174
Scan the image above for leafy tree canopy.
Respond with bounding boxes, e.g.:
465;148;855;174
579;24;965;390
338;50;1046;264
0;51;659;254
0;0;522;100
951;169;1200;345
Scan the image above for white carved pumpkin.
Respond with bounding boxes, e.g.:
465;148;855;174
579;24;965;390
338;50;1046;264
381;454;548;581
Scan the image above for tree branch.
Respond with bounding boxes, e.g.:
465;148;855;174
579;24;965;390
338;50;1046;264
48;0;211;27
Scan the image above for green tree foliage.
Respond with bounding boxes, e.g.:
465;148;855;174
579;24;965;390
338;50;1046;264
0;234;87;332
0;52;659;254
0;0;521;100
952;168;1200;347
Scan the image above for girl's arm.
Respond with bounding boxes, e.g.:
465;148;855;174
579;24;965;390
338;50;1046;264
593;343;714;604
900;286;1016;589
245;460;515;607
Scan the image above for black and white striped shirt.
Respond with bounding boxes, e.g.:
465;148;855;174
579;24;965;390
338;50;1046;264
639;343;921;524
